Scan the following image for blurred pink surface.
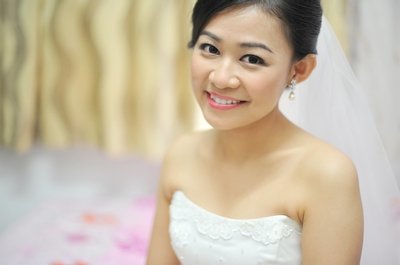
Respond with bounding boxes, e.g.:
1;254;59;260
0;196;156;265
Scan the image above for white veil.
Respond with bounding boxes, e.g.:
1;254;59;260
280;17;399;264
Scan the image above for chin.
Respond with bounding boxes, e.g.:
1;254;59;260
202;115;230;130
203;115;249;131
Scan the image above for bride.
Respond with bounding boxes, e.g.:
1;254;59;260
146;1;399;264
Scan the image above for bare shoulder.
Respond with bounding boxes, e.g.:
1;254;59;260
299;136;359;192
163;130;209;168
294;133;363;222
147;131;209;265
297;135;363;264
159;130;211;201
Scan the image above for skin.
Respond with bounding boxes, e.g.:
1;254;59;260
146;5;363;265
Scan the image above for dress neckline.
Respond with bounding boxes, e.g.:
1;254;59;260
172;190;302;228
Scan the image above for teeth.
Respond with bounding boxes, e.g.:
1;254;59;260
211;94;240;105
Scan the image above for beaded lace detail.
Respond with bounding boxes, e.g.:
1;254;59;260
170;191;301;246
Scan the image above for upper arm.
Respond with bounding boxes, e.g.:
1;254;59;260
301;155;363;265
146;153;180;265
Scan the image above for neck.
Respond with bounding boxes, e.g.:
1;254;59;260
212;108;293;162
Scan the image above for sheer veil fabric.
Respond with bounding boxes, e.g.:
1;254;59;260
280;17;399;264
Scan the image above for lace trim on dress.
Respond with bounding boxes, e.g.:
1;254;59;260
170;191;302;246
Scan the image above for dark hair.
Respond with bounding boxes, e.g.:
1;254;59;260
189;0;323;61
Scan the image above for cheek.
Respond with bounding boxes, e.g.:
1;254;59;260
190;55;209;89
247;71;287;98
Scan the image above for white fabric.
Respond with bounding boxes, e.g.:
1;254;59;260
348;0;400;181
280;17;399;264
169;191;302;265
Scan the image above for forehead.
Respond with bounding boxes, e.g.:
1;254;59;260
202;6;292;54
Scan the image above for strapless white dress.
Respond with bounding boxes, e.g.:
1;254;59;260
169;191;302;265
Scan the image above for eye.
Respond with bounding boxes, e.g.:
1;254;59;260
241;54;266;65
199;43;220;55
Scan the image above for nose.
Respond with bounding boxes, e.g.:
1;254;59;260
209;60;240;89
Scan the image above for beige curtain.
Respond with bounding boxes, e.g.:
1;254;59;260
1;0;195;158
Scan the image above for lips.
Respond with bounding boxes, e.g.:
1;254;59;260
206;91;246;110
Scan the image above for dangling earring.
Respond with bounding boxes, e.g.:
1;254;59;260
288;79;297;100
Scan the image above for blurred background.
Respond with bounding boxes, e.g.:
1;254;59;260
0;0;399;264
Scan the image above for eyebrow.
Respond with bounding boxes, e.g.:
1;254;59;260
200;30;274;54
240;42;274;54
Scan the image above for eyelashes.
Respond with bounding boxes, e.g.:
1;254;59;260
198;43;267;66
241;54;265;65
199;43;220;55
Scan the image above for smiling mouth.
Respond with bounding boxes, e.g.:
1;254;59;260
206;92;247;109
208;92;246;104
210;94;240;105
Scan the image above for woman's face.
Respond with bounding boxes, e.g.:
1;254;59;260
191;6;294;130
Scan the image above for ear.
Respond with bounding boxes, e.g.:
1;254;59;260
291;54;317;84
